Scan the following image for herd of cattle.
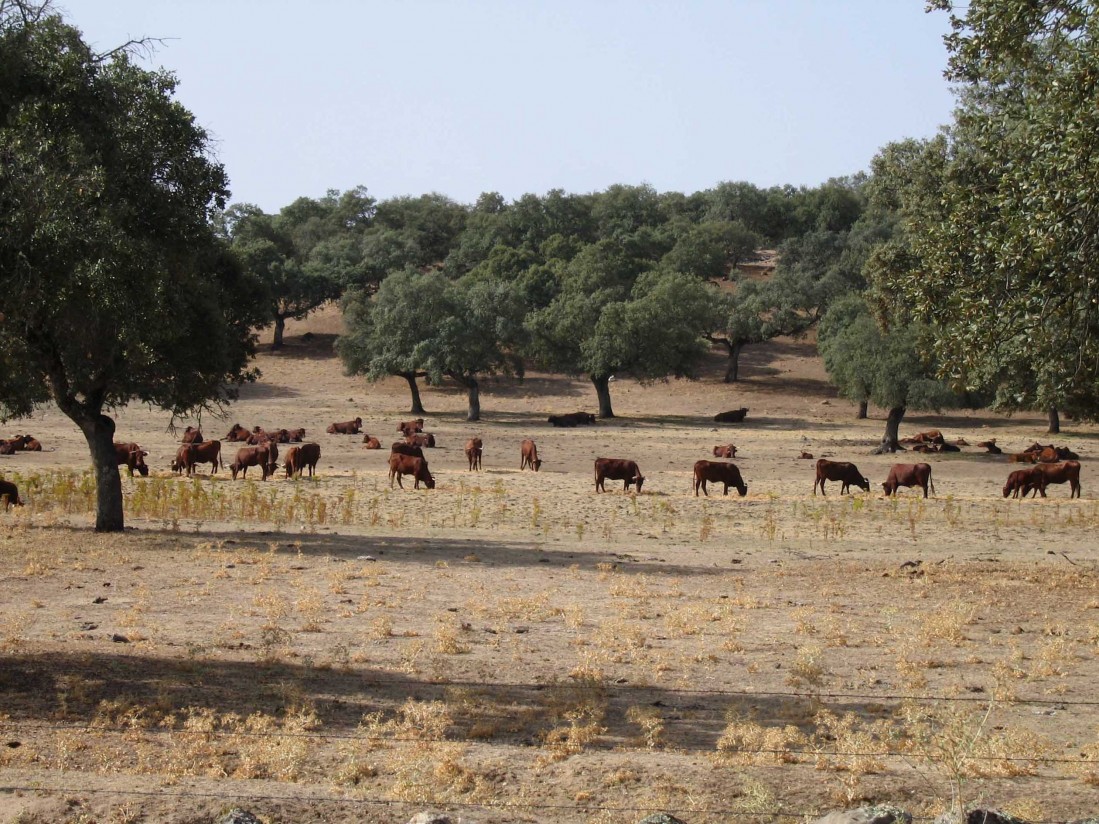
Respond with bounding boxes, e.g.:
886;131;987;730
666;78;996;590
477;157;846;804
0;417;1089;510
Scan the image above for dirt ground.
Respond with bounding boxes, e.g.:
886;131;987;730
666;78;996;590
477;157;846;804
2;308;1099;824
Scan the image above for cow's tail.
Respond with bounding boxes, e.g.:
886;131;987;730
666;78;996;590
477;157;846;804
929;469;936;495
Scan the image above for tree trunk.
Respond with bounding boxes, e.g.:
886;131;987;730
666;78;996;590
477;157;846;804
464;377;480;422
400;372;426;415
857;399;868;420
1047;406;1060;434
592;374;615;418
724;341;744;383
77;413;125;532
272;314;286;349
873;406;906;454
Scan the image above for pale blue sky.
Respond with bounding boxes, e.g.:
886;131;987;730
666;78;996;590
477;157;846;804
58;1;956;213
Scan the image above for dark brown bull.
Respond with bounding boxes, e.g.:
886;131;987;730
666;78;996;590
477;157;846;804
391;442;425;459
712;444;737;458
594;458;645;493
520;439;542;471
882;463;935;498
0;478;24;509
171;440;222;475
693;460;747;497
714;408;749;423
327;417;363;435
813;459;870;495
1028;461;1082;498
548;412;596;427
230;443;278;480
388;453;435;489
465;438;483;471
285;443;321;478
397;418;425;437
113;442;149;477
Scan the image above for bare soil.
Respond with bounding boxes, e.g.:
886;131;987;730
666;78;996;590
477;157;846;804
2;308;1099;824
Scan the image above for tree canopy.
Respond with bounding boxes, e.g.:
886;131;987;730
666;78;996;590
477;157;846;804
0;4;260;530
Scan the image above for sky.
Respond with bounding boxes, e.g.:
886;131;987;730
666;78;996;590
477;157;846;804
57;1;957;214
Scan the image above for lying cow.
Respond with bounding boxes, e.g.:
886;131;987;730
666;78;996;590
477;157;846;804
520;439;542;471
0;478;23;509
230;443;278;480
391;442;425;459
225;423;252;442
813;458;870;495
465;438;483;471
171;440;223;475
594;458;645;493
388;453;435;489
286;428;306;442
882;463;935;498
114;442;149;477
245;429;272;445
900;430;944;445
362;436;381;449
327;417;363;435
712;444;737;458
406;432;436;448
693;460;747;497
285;443;321;478
1003;467;1042;499
1029;461;1082;498
977;439;1003;455
548;412;596;427
714;408;749;424
1009;452;1038;464
397;418;425;437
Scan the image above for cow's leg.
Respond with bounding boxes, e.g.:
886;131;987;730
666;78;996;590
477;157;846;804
723;482;730;496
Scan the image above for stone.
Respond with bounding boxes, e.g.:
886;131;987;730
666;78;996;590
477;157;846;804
813;806;912;824
218;810;262;824
638;815;688;824
407;814;455;824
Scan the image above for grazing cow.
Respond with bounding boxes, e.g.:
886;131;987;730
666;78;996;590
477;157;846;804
406;432;436;448
362;436;381;449
225;423;251;442
327;417;363;435
813;458;870;495
171;440;223;475
520;439;542;471
0;478;23;509
712;444;737;458
547;412;596;427
1003;467;1042;499
230;443;277;480
1029;461;1082;498
594;458;645;493
977;439;1003;455
397;418;425;437
285;443;321;478
693;460;747;497
113;442;149;477
391;441;425;459
465;437;483;471
181;426;203;444
714;408;749;424
388;453;435;489
882;463;935;498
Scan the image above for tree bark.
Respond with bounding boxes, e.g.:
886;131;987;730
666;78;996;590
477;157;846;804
857;399;868;420
1047;406;1060;434
272;314;286;349
873;406;907;454
77;413;125;532
465;377;480;422
724;341;744;383
399;372;426;415
592;374;615;418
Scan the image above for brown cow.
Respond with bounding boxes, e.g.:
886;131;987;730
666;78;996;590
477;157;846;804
255;427;293;444
594;458;645;493
900;430;944;445
230;443;277;480
0;478;23;509
391;441;425;459
712;444;737;458
813;459;870;495
882;463;935;498
465;438;483;471
1028;461;1082;498
285;443;321;478
286;428;306;442
245;429;272;445
1037;446;1059;463
0;434;37;452
397;418;425;437
1009;452;1038;464
799;451;814;460
520;439;542;471
113;442;149;477
548;412;596;427
327;417;363;435
0;441;14;455
714;408;749;423
406;432;436;448
171;440;223;475
388;453;435;489
225;423;251;442
1003;467;1042;499
977;439;1002;455
181;426;203;444
362;436;381;449
693;460;747;497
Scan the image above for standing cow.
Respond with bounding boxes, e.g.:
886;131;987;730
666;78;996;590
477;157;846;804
520;439;542;471
882;463;935;498
813;459;870;495
693;460;747;497
465;438;483;471
285;443;321;478
594;458;645;493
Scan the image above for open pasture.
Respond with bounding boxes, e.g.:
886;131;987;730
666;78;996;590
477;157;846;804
3;323;1099;823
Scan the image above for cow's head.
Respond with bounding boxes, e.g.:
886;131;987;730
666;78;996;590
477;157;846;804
857;476;870;492
533;458;542;471
882;482;893;495
736;482;748;497
633;475;645;493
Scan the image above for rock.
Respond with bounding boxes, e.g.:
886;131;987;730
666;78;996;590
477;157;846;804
218;810;262;824
814;806;912;824
933;811;1028;824
407;814;456;824
638;815;688;824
